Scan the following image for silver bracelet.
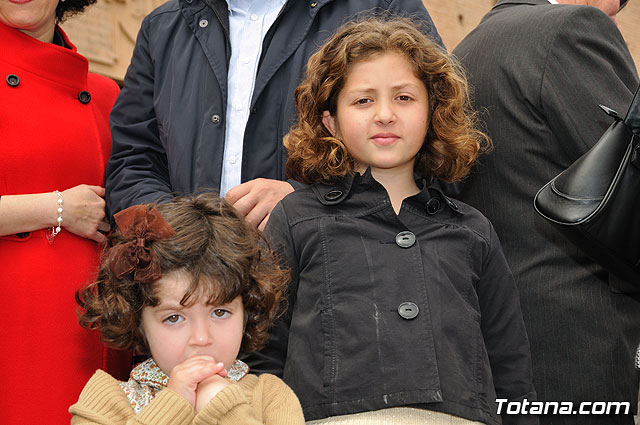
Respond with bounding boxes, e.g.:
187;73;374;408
47;190;63;244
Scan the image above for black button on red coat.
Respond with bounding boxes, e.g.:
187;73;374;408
78;90;91;104
6;74;19;87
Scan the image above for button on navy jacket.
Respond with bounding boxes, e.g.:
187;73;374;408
247;170;537;425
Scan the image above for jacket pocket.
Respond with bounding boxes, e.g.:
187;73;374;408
320;307;337;393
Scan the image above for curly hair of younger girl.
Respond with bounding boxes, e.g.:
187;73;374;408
76;193;289;354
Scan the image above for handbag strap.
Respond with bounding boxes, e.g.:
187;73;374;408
624;83;640;135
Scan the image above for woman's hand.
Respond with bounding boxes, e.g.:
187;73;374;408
166;356;227;410
0;185;109;240
61;185;110;243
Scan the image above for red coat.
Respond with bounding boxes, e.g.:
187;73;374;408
0;22;126;423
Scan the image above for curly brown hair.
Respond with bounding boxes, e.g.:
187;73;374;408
76;193;289;354
285;16;490;185
56;0;97;23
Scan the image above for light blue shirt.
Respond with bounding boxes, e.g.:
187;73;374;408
220;0;287;197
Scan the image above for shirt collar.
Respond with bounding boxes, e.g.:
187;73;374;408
121;358;249;414
225;0;287;14
127;357;250;388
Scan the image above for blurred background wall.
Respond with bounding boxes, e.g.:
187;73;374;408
62;0;639;83
423;0;639;62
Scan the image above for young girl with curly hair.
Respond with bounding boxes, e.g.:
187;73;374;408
70;193;304;424
247;17;537;425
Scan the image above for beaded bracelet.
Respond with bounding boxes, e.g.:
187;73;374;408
47;190;63;244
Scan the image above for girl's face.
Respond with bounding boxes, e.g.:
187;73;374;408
0;0;58;42
322;52;430;177
141;270;245;376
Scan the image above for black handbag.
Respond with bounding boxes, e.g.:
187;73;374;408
534;84;640;287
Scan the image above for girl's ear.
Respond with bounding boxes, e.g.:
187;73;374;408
322;110;338;138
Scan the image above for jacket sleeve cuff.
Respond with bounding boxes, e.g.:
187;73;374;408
135;389;196;425
194;384;259;424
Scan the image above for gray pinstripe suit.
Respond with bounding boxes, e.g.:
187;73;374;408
453;1;640;424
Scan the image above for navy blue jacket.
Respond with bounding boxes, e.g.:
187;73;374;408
247;170;537;425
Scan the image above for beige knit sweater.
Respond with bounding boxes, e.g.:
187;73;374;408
69;370;305;425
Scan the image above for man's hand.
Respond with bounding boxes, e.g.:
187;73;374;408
225;178;293;230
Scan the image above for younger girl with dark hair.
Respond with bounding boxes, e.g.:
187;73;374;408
248;17;537;425
70;193;304;424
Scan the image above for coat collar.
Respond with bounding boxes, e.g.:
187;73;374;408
183;0;335;107
182;0;230;100
1;22;88;89
311;168;462;216
251;0;335;108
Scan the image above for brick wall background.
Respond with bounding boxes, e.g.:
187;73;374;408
423;0;639;71
62;1;639;82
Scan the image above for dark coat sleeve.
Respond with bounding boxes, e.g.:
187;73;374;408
244;202;298;376
479;225;538;425
105;16;173;216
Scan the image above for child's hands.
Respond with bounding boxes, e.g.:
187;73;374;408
195;373;230;412
166;356;227;409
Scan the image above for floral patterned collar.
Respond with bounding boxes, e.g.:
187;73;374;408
120;357;249;414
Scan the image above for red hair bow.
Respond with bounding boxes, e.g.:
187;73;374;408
108;205;176;283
